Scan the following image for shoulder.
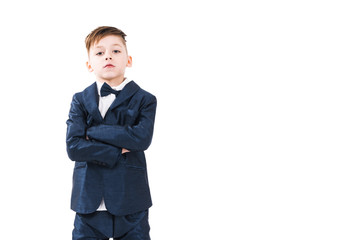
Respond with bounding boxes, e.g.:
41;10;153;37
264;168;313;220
72;82;97;101
131;81;156;102
129;81;157;111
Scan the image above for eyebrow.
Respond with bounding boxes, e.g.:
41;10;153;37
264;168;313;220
95;44;123;49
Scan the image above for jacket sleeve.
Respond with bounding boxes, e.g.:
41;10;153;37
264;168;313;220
66;93;122;168
86;95;157;152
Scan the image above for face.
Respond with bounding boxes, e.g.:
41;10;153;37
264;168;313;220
86;35;132;86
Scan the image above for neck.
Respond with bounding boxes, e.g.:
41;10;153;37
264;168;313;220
98;76;125;87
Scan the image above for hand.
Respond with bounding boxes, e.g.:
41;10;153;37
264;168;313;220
122;148;130;154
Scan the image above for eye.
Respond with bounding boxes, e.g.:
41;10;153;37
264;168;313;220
113;50;121;53
96;52;104;56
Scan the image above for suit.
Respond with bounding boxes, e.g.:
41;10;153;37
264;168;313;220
66;80;157;216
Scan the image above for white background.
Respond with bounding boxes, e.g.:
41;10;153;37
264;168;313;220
0;0;359;239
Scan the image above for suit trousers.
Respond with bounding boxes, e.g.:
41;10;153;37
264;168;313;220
72;210;150;240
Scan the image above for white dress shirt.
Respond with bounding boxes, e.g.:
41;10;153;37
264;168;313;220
95;78;130;211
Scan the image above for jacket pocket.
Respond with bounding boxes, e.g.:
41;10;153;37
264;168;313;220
123;153;145;170
124;109;139;125
113;109;139;126
74;161;87;169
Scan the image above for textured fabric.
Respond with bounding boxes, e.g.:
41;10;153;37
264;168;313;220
66;80;157;215
72;210;150;240
96;79;130;211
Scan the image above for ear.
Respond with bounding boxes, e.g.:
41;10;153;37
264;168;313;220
126;56;133;68
86;61;94;72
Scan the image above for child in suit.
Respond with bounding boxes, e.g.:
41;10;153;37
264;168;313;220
66;26;157;240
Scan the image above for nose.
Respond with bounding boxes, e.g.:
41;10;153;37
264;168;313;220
105;51;112;60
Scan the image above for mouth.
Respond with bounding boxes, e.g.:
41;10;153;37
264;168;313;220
104;64;115;68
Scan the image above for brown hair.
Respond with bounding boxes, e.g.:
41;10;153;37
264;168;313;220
85;26;127;53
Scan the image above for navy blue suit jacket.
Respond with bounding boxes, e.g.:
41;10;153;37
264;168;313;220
66;80;157;216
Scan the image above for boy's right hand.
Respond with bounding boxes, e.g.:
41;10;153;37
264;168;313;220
122;148;130;154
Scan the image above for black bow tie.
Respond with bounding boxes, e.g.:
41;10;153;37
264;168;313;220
100;83;121;97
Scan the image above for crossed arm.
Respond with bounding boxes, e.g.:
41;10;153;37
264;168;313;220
85;135;129;153
86;95;157;152
66;94;122;168
66;94;156;167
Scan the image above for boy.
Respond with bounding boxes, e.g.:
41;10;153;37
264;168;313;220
66;26;157;240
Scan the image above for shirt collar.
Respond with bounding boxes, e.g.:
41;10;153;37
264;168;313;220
96;78;130;96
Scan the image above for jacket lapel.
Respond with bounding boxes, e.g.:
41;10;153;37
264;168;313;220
109;80;140;111
82;82;103;123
